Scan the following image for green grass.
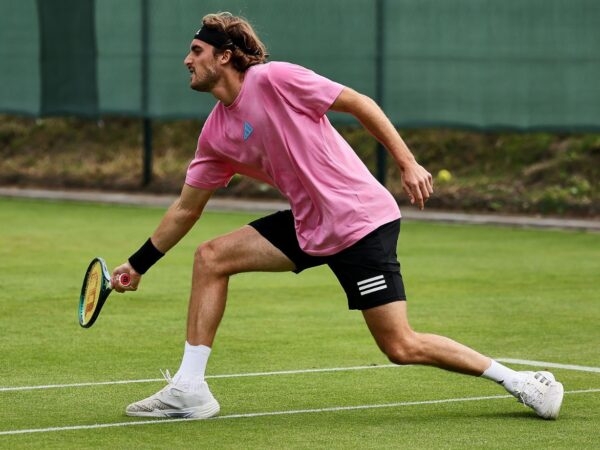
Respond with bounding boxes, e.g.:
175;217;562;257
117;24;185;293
0;198;598;449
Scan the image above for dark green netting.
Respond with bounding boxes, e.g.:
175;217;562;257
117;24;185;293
0;0;41;115
37;0;98;116
1;0;598;130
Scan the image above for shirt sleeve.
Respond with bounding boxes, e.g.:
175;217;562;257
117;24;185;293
185;136;235;189
267;62;345;121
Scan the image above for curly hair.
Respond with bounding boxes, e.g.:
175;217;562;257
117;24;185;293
201;12;268;72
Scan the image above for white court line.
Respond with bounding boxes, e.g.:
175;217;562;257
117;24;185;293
0;378;165;393
1;389;599;436
497;358;600;373
0;365;399;393
1;358;599;393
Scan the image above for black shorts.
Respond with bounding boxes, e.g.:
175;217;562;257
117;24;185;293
249;210;406;310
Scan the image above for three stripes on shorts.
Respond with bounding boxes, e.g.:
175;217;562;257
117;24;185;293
357;275;387;296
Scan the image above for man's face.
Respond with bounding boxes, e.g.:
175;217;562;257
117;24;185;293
183;39;220;92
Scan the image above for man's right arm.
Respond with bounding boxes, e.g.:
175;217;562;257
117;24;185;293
330;87;433;210
150;184;214;253
112;184;214;291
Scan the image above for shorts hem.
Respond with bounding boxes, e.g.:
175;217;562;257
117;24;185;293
350;296;407;311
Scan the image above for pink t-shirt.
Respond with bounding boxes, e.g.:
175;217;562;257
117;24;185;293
186;62;400;256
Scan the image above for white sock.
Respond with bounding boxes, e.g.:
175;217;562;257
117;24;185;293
173;341;211;385
481;360;523;395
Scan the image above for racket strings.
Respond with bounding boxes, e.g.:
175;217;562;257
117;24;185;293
84;272;101;316
80;261;107;326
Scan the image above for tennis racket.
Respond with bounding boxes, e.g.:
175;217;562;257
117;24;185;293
78;257;130;328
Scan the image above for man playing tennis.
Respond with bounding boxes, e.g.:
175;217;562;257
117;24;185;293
112;12;564;420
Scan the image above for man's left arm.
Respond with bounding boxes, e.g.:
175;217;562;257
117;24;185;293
330;87;433;210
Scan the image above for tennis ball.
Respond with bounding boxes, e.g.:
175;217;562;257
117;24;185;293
437;169;452;182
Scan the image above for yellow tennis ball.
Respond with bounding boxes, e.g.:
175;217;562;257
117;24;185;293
437;169;452;182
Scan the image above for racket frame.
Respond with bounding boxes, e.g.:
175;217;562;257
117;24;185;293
78;257;114;328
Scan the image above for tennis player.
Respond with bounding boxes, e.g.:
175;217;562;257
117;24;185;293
112;12;564;420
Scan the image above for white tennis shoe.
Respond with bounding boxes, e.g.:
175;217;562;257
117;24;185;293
513;371;564;420
126;371;220;419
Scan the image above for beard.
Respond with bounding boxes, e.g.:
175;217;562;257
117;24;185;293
190;65;219;92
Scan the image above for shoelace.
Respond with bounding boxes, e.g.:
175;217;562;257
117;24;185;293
160;368;174;383
157;369;189;398
159;369;205;394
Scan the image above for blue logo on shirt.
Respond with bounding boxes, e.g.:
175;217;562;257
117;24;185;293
243;121;253;141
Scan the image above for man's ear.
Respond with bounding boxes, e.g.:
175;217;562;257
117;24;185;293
218;49;233;65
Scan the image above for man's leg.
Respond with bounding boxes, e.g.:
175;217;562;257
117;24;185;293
126;225;295;419
186;225;295;347
362;301;490;375
362;301;564;419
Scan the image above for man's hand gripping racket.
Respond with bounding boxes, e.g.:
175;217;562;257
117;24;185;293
78;257;133;328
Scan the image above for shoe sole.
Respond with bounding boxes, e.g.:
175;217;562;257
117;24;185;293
126;399;220;419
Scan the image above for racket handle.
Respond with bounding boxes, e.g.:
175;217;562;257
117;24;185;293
114;273;131;287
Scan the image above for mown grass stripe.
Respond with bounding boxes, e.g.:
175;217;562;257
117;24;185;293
2;359;598;393
1;389;599;436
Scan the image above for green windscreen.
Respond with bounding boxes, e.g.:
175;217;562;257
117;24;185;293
0;0;41;115
1;0;598;130
37;0;98;116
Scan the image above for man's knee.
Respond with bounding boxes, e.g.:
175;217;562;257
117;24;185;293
379;334;423;366
194;239;224;274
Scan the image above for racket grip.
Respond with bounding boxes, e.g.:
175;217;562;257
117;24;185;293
116;273;131;287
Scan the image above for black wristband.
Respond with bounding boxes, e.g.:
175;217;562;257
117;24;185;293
128;238;164;274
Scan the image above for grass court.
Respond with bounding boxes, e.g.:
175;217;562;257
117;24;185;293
0;197;598;449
